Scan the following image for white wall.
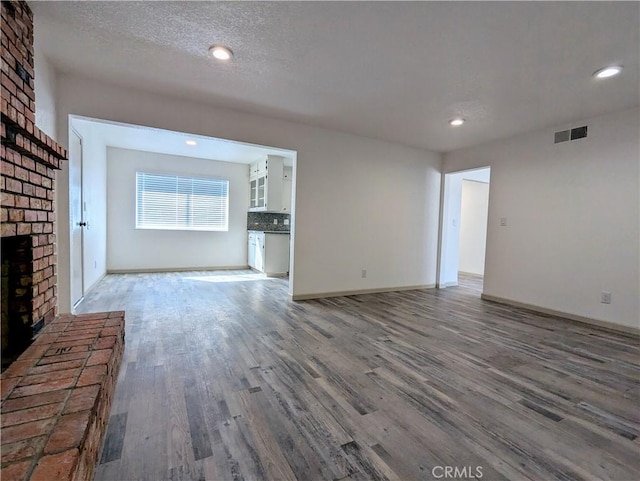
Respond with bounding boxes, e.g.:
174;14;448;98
55;74;442;298
33;42;56;139
33;35;67;311
459;180;489;275
106;148;249;271
445;108;640;329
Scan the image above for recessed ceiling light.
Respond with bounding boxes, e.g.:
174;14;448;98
593;65;622;79
209;45;233;61
186;139;197;146
449;118;465;127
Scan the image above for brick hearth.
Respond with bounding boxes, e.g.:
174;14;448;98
0;311;125;481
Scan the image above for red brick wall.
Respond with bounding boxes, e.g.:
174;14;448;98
1;1;67;334
1;0;35;125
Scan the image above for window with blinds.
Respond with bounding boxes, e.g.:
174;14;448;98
135;172;229;231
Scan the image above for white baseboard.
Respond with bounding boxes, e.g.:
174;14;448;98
458;271;483;277
71;271;107;313
292;284;435;301
264;272;288;278
481;293;640;337
107;265;249;274
86;272;107;289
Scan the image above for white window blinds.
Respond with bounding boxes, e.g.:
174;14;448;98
136;172;229;231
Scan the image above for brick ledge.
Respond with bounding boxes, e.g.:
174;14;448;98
1;116;66;170
1;311;125;481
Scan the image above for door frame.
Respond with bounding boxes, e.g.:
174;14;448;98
436;166;491;289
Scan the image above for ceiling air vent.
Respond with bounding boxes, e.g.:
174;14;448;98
554;130;570;143
571;126;588;140
554;125;587;144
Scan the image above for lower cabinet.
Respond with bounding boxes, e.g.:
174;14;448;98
255;233;265;273
247;232;257;270
248;232;290;276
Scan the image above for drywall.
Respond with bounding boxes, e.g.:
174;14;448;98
33;38;68;310
444;108;640;328
106;148;249;271
55;73;442;299
33;42;56;139
459;180;489;275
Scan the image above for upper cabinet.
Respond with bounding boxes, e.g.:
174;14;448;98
249;156;292;212
250;157;267;179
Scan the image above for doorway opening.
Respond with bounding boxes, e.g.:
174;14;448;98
63;115;298;312
438;167;490;295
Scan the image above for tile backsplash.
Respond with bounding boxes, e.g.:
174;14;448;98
247;212;291;232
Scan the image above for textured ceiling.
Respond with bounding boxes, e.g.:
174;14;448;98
33;1;639;153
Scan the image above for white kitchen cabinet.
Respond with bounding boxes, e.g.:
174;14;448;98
282;178;292;213
263;233;289;276
249;178;257;209
255;232;265;272
248;155;285;212
249;157;267;180
247;232;257;269
248;232;290;277
257;157;267;176
282;166;293;213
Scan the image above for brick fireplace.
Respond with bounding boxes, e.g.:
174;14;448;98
1;0;67;368
2;9;126;480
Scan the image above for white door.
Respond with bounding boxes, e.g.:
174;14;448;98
69;130;84;306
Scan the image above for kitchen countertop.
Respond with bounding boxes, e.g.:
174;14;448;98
248;230;290;234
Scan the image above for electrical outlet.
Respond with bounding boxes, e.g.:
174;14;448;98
601;292;612;304
273;219;278;224
284;219;289;225
361;269;367;278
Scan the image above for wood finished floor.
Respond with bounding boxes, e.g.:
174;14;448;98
76;271;640;481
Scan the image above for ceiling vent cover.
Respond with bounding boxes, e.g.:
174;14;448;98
554;130;570;143
571;126;588;140
555;126;587;144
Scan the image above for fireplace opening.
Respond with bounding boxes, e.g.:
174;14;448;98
1;235;36;371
